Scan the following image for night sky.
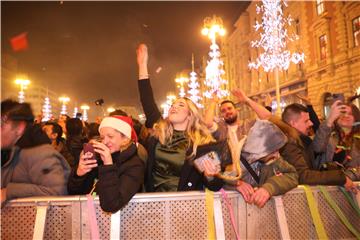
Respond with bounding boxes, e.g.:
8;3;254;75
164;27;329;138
2;1;249;118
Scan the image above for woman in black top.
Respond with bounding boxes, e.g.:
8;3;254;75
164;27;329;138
136;44;231;192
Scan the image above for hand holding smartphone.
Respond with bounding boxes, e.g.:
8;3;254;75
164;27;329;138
83;143;95;155
332;93;345;103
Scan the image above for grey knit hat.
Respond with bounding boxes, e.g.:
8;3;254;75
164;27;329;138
241;119;287;164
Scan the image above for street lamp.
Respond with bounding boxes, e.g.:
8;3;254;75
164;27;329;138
201;15;229;99
14;79;30;103
80;105;90;121
175;76;189;98
59;96;70;115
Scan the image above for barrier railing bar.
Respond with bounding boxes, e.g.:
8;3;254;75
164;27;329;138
213;198;226;240
274;196;291;240
110;210;121;240
33;204;48;240
9;185;359;205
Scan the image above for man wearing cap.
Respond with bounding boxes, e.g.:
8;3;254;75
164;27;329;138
68;115;145;213
1;99;71;207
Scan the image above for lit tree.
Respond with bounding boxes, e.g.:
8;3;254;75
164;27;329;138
249;0;305;115
59;96;70;115
187;54;203;108
81;105;90;122
42;97;52;122
201;15;229;99
73;106;79;118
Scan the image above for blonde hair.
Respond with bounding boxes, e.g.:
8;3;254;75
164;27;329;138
153;98;215;157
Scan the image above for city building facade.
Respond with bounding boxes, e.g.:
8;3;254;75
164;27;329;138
224;1;360;119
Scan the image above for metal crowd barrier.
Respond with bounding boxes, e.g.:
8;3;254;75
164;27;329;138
1;185;360;240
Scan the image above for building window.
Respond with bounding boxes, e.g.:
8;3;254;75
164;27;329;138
319;35;327;60
316;0;325;15
295;19;300;35
353;16;360;47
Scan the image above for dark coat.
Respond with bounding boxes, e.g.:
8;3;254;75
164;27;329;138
67;143;145;213
138;79;231;192
280;134;346;185
66;135;87;166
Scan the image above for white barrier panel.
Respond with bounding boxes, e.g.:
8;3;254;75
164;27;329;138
1;186;360;240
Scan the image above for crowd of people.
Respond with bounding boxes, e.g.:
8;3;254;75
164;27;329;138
1;43;359;213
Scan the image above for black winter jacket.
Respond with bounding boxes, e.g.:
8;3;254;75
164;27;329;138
67;143;145;213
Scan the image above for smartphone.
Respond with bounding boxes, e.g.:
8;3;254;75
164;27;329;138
83;143;95;155
332;93;345;104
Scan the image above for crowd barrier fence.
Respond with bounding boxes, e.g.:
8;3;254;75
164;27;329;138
1;185;360;240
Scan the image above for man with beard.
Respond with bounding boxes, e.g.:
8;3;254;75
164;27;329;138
279;103;357;192
204;90;272;201
205;89;271;143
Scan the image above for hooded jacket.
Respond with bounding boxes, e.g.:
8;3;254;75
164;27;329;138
240;120;298;196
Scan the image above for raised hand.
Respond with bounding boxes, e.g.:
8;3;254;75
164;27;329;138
137;44;148;67
232;89;250;103
76;151;98;177
327;100;347;127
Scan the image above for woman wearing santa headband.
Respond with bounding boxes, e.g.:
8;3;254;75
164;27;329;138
136;44;232;192
68;115;145;213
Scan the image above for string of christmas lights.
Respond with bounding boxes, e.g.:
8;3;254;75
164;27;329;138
42;97;52;122
187;54;203;108
249;0;305;72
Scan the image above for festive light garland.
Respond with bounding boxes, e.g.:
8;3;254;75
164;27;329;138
42;97;52;122
204;41;229;99
248;0;305;72
202;15;229;99
73;107;79;118
187;55;203;108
